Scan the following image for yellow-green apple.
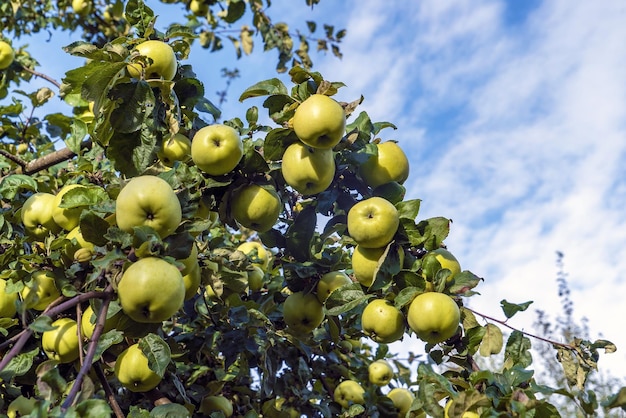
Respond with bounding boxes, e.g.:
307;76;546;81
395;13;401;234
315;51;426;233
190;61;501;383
52;184;90;231
283;291;324;334
71;0;92;16
127;40;177;81
261;397;300;418
21;192;61;239
351;245;404;288
63;226;95;262
189;0;209;16
0;279;18;318
17;143;29;154
292;94;346;149
407;292;460;344
80;304;123;340
115;175;182;239
316;271;351;303
423;248;461;281
199;395;233;417
360;141;410;188
178;243;199;276
21;271;61;311
247;265;265;291
114;343;162;392
231;184;281;232
333;380;365;409
117;257;185;323
347;197;399;248
387;388;415;418
158;133;192;167
237;241;271;271
368;359;394;386
444;400;480;418
182;262;201;300
191;124;243;175
281;141;335;195
6;396;37;418
361;299;405;344
42;318;80;363
0;41;15;70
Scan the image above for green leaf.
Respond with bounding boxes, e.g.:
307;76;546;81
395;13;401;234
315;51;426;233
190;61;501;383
140;333;171;378
125;0;156;38
394;286;420;309
0;347;38;381
263;127;299;161
369;242;403;291
263;94;297;123
324;283;370;316
345;111;375;138
149;403;191;417
448;270;482;296
500;299;533;319
108;81;156;134
81;62;128;108
503;330;532;369
107;127;157;177
80;212;112;247
604;386;626;410
75;399;114;418
67;119;88;154
0;174;38;199
396;199;421;220
479;323;504;356
195;97;222;120
285;205;317;262
399;217;450;250
239;78;288;101
58;185;107;208
88;330;125;363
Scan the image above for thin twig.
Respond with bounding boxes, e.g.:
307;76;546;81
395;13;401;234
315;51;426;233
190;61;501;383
94;361;125;418
20;65;61;89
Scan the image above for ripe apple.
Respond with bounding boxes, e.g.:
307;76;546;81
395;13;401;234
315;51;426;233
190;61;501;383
21;271;61;311
114;343;162;392
316;271;351;303
247;265;265;291
178;243;199;276
190;0;209;16
0;41;15;70
21;192;61;239
283;291;324;334
42;318;80;363
333;380;365;409
117;257;185;323
231;184;281;232
191;124;243;176
444;400;480;418
369;359;394;386
115;175;182;239
292;94;346;149
237;241;271;271
199;395;233;417
360;141;410;188
182;262;201;300
351;245;404;288
80;304;123;340
127;40;177;81
423;248;461;280
63;226;95;262
347;197;399;248
52;184;89;231
281;141;335;195
72;0;92;15
361;299;405;344
6;396;37;418
407;292;460;344
387;388;415;418
158;133;192;167
0;279;18;318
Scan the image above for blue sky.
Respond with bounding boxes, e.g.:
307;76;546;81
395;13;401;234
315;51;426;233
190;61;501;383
6;0;626;387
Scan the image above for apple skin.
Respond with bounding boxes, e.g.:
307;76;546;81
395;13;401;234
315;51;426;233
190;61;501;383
0;41;15;70
360;141;410;188
52;184;89;231
361;299;405;344
117;257;185;323
182;262;201;300
71;0;92;16
387;388;415;418
316;271;351;303
347;197;399;248
424;248;461;280
333;380;365;409
42;318;80;363
283;292;325;334
115;175;182;239
21;192;61;239
247;265;265;291
199;395;234;417
237;241;271;271
0;279;18;318
21;271;61;311
127;40;177;81
351;245;404;288
368;359;394;386
158;133;192;167
80;304;124;340
63;226;95;262
293;94;346;149
190;0;209;16
407;292;460;344
114;343;162;392
231;184;281;233
281;141;335;195
191;124;243;176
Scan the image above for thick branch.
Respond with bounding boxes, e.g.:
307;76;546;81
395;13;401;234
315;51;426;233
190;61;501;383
22;140;92;174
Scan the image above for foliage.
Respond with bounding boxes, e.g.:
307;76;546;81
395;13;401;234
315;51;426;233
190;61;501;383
0;1;624;417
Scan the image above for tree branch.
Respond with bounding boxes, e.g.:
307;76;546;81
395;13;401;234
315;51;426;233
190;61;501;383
94;361;125;418
20;65;61;89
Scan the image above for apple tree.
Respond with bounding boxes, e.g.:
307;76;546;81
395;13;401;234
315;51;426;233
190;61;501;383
0;1;624;417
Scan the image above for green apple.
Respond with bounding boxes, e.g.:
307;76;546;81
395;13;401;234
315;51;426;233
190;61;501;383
423;248;461;280
292;94;346;149
407;292;460;344
444;400;480;418
247;265;265;291
178;243;199;276
387;388;415;418
333;380;365;409
199;395;233;417
283;291;324;334
72;0;92;15
281;141;335;195
117;257;185;323
0;41;15;70
52;184;89;231
360;141;410;188
351;245;404;288
114;343;162;392
115;175;182;239
190;0;209;16
231;184;281;232
347;197;399;248
21;270;61;311
237;241;271;271
361;299;405;344
21;192;61;239
0;279;18;318
42;318;80;363
182;262;201;300
80;304;123;340
6;396;37;418
316;271;351;303
368;359;394;386
191;124;243;176
158;133;192;167
372;181;406;205
63;226;95;262
127;40;177;81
